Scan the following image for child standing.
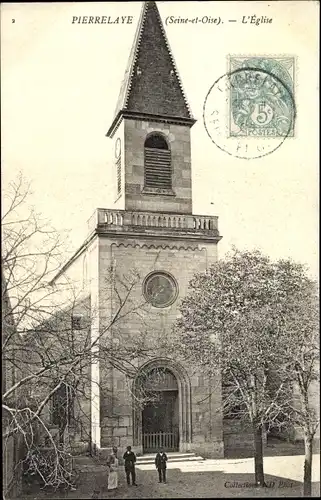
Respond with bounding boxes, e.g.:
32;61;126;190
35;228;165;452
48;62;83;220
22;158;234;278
123;446;137;486
155;449;168;484
107;446;119;491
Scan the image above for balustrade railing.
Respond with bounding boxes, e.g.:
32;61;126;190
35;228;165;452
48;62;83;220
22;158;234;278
142;431;179;452
87;208;219;234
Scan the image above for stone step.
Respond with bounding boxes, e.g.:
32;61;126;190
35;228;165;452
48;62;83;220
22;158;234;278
137;452;196;460
73;452;205;470
136;452;205;465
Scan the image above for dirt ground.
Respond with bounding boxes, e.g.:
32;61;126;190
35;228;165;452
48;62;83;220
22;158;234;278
21;453;320;499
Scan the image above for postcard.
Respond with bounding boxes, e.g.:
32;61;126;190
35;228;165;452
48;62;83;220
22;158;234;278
1;2;319;499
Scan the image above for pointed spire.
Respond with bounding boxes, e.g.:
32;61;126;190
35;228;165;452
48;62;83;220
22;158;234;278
107;1;195;137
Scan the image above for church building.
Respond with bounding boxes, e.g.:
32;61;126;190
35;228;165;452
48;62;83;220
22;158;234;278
52;1;225;458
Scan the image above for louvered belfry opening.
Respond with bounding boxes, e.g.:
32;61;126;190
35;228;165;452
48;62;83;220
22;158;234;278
144;134;172;189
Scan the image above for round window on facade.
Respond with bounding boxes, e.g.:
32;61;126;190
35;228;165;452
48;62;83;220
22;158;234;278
143;271;178;308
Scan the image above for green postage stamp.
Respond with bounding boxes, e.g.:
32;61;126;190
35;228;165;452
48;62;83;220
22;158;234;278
228;56;295;138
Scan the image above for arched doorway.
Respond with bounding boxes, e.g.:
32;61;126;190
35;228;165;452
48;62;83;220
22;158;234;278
133;359;192;454
141;368;179;452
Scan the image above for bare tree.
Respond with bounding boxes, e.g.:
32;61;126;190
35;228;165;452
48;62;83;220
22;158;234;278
2;174;172;493
2;173;71;496
2;173;67;336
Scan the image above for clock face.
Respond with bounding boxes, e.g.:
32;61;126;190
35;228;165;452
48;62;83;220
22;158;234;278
115;138;121;159
143;272;178;308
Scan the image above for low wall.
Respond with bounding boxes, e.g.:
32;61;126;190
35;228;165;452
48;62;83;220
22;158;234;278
3;432;25;498
223;419;267;458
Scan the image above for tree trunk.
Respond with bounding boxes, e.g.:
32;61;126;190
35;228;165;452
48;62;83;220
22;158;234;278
303;435;313;497
58;418;66;486
253;423;265;487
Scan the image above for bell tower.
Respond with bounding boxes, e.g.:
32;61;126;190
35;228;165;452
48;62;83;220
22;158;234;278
51;0;224;459
85;0;222;458
107;0;196;214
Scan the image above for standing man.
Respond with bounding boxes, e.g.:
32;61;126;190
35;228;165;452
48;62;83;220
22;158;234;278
123;446;137;486
155;448;168;484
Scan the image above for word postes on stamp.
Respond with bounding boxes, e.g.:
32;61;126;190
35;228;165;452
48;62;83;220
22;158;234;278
229;56;295;138
203;56;296;160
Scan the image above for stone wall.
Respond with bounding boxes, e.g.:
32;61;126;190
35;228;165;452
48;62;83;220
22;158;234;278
223;419;267;458
97;233;223;457
21;296;92;454
122;119;193;214
189;373;224;458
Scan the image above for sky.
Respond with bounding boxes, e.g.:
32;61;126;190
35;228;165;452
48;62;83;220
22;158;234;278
1;1;319;278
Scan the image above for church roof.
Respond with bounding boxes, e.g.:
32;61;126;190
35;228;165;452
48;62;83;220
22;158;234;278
107;1;195;137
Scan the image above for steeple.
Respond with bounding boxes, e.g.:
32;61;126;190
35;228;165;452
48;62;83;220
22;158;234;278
107;1;195;137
